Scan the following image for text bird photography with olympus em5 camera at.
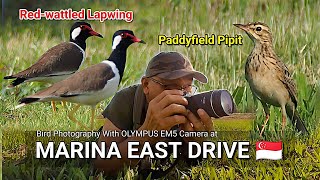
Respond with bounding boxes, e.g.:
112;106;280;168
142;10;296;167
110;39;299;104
1;1;320;179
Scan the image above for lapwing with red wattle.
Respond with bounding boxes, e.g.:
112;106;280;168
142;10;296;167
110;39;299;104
4;22;103;111
15;30;145;130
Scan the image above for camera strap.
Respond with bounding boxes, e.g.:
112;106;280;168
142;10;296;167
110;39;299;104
133;84;147;129
138;141;184;179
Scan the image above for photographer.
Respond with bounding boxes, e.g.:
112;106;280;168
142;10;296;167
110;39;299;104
94;51;213;175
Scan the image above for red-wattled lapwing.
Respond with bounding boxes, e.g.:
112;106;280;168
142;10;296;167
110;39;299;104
15;30;145;130
4;22;103;111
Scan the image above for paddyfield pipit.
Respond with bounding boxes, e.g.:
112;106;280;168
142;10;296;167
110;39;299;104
234;22;308;136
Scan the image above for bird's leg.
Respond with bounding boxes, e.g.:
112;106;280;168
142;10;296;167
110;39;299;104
90;106;96;130
260;102;270;137
61;101;66;108
260;114;270;137
51;101;56;112
281;105;287;136
281;114;286;136
68;104;89;130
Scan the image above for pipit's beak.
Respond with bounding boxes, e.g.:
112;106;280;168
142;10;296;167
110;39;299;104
233;24;249;32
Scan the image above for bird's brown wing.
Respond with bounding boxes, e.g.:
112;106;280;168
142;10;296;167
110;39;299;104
12;42;84;79
31;62;115;98
276;59;298;107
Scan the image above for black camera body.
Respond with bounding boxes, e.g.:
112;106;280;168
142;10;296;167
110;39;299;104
185;89;236;118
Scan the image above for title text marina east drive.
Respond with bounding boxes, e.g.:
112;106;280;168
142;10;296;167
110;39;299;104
158;34;243;47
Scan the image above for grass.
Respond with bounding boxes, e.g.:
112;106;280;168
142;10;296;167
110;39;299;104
1;0;320;179
214;119;253;131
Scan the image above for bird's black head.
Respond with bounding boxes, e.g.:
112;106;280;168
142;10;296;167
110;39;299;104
111;30;146;50
70;21;103;43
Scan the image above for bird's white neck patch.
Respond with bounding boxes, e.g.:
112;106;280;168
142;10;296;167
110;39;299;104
112;35;122;50
71;27;81;40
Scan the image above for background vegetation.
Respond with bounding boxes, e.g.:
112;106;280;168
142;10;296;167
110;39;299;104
1;0;319;179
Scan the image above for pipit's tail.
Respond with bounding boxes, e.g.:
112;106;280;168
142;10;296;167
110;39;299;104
286;105;308;134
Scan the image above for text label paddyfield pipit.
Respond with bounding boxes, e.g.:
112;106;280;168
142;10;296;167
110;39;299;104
158;34;243;47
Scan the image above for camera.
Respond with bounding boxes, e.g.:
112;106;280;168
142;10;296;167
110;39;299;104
185;90;236;118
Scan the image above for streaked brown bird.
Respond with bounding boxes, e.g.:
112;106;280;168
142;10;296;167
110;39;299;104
234;22;308;136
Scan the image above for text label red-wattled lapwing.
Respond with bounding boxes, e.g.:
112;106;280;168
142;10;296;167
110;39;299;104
16;30;145;130
4;21;102;112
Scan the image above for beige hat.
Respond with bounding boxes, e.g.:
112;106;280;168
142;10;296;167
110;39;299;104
145;52;208;83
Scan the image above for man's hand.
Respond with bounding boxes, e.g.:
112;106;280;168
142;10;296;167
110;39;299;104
180;109;213;143
141;90;188;143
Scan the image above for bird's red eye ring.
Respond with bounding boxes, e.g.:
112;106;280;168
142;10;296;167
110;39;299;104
80;25;85;30
121;33;128;38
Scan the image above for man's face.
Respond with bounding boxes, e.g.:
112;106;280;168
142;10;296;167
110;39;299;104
142;75;194;103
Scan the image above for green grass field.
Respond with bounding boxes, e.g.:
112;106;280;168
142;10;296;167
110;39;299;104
1;0;320;179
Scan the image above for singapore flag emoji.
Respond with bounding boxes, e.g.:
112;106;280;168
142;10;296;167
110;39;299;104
256;141;282;160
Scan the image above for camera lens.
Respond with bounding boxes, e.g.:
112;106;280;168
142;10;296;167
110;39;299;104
186;90;236;118
217;90;235;116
